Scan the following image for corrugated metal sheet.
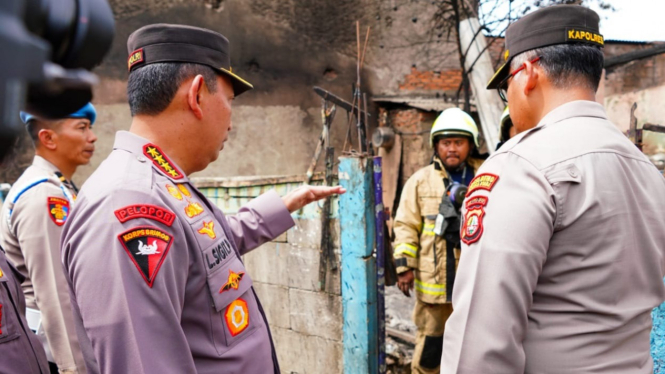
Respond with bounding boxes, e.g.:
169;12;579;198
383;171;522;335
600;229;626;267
192;174;339;219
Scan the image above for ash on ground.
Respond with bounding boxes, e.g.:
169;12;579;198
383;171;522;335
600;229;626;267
385;285;417;373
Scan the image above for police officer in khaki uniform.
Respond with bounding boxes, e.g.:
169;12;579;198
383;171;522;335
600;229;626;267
0;104;97;373
60;24;344;373
442;6;665;373
392;108;483;373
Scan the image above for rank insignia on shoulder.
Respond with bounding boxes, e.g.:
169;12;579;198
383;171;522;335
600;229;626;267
466;174;499;197
461;196;488;245
177;184;191;197
220;270;245;294
225;298;249;336
47;197;70;226
185;200;204;218
118;227;174;287
143;144;184;180
166;184;182;201
114;204;175;227
0;268;3;278
198;221;216;239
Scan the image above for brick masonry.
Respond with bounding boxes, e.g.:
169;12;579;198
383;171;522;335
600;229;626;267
243;218;343;374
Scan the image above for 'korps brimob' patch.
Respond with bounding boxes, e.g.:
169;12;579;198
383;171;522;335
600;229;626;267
118;226;173;287
143;143;184;180
461;196;488;245
47;197;69;226
466;174;499;197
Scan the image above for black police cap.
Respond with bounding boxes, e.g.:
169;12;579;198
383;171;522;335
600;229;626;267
487;5;604;89
127;24;253;96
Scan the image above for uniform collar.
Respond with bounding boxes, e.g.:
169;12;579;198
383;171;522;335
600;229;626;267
113;131;189;183
32;155;61;175
536;100;607;130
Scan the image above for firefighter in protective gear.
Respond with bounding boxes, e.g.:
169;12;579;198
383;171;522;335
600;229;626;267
496;106;516;150
393;107;483;373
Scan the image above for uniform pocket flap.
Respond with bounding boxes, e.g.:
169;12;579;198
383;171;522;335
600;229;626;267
206;255;253;313
545;163;582;184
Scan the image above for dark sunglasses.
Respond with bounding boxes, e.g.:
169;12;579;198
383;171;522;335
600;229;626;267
497;56;541;103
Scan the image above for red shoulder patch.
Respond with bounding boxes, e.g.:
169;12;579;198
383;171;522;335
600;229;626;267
47;197;69;226
461;196;488;245
114;204;175;227
466;174;499;197
143;144;184;180
118;227;173;287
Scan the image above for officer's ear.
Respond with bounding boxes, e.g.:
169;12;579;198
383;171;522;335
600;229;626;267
522;60;539;95
37;128;58;151
187;74;205;120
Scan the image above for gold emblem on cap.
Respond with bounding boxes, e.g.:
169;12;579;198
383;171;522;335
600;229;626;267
503;50;510;61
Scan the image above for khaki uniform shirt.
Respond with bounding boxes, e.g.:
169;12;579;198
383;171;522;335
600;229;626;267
442;101;665;373
0;156;85;373
393;157;482;304
61;131;295;373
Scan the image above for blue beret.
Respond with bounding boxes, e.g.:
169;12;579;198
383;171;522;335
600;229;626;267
20;103;97;126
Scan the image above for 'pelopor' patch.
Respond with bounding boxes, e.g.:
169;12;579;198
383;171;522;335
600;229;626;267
114;204;175;226
47;197;69;226
118;227;173;287
466;174;499;197
225;298;249;336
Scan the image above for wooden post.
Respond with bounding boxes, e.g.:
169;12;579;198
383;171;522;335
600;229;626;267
459;17;505;153
339;156;378;374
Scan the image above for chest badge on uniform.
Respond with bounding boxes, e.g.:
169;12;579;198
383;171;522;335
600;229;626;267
197;221;216;239
220;270;245;294
118;227;174;287
466;173;499;197
143;144;184;180
166;184;182;200
177;184;191;197
461;196;488;245
185;200;204;218
47;197;70;226
225;298;249;336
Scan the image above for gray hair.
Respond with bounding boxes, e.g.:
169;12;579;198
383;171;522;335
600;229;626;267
510;44;604;92
127;63;219;117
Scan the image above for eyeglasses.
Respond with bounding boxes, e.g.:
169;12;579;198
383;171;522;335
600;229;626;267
497;56;541;103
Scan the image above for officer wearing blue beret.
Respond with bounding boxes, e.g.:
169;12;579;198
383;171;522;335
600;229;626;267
0;103;98;373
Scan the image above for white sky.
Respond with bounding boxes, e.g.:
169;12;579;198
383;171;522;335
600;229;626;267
587;0;665;42
481;0;665;42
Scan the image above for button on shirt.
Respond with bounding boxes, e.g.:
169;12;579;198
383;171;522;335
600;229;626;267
442;101;665;373
61;131;295;374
